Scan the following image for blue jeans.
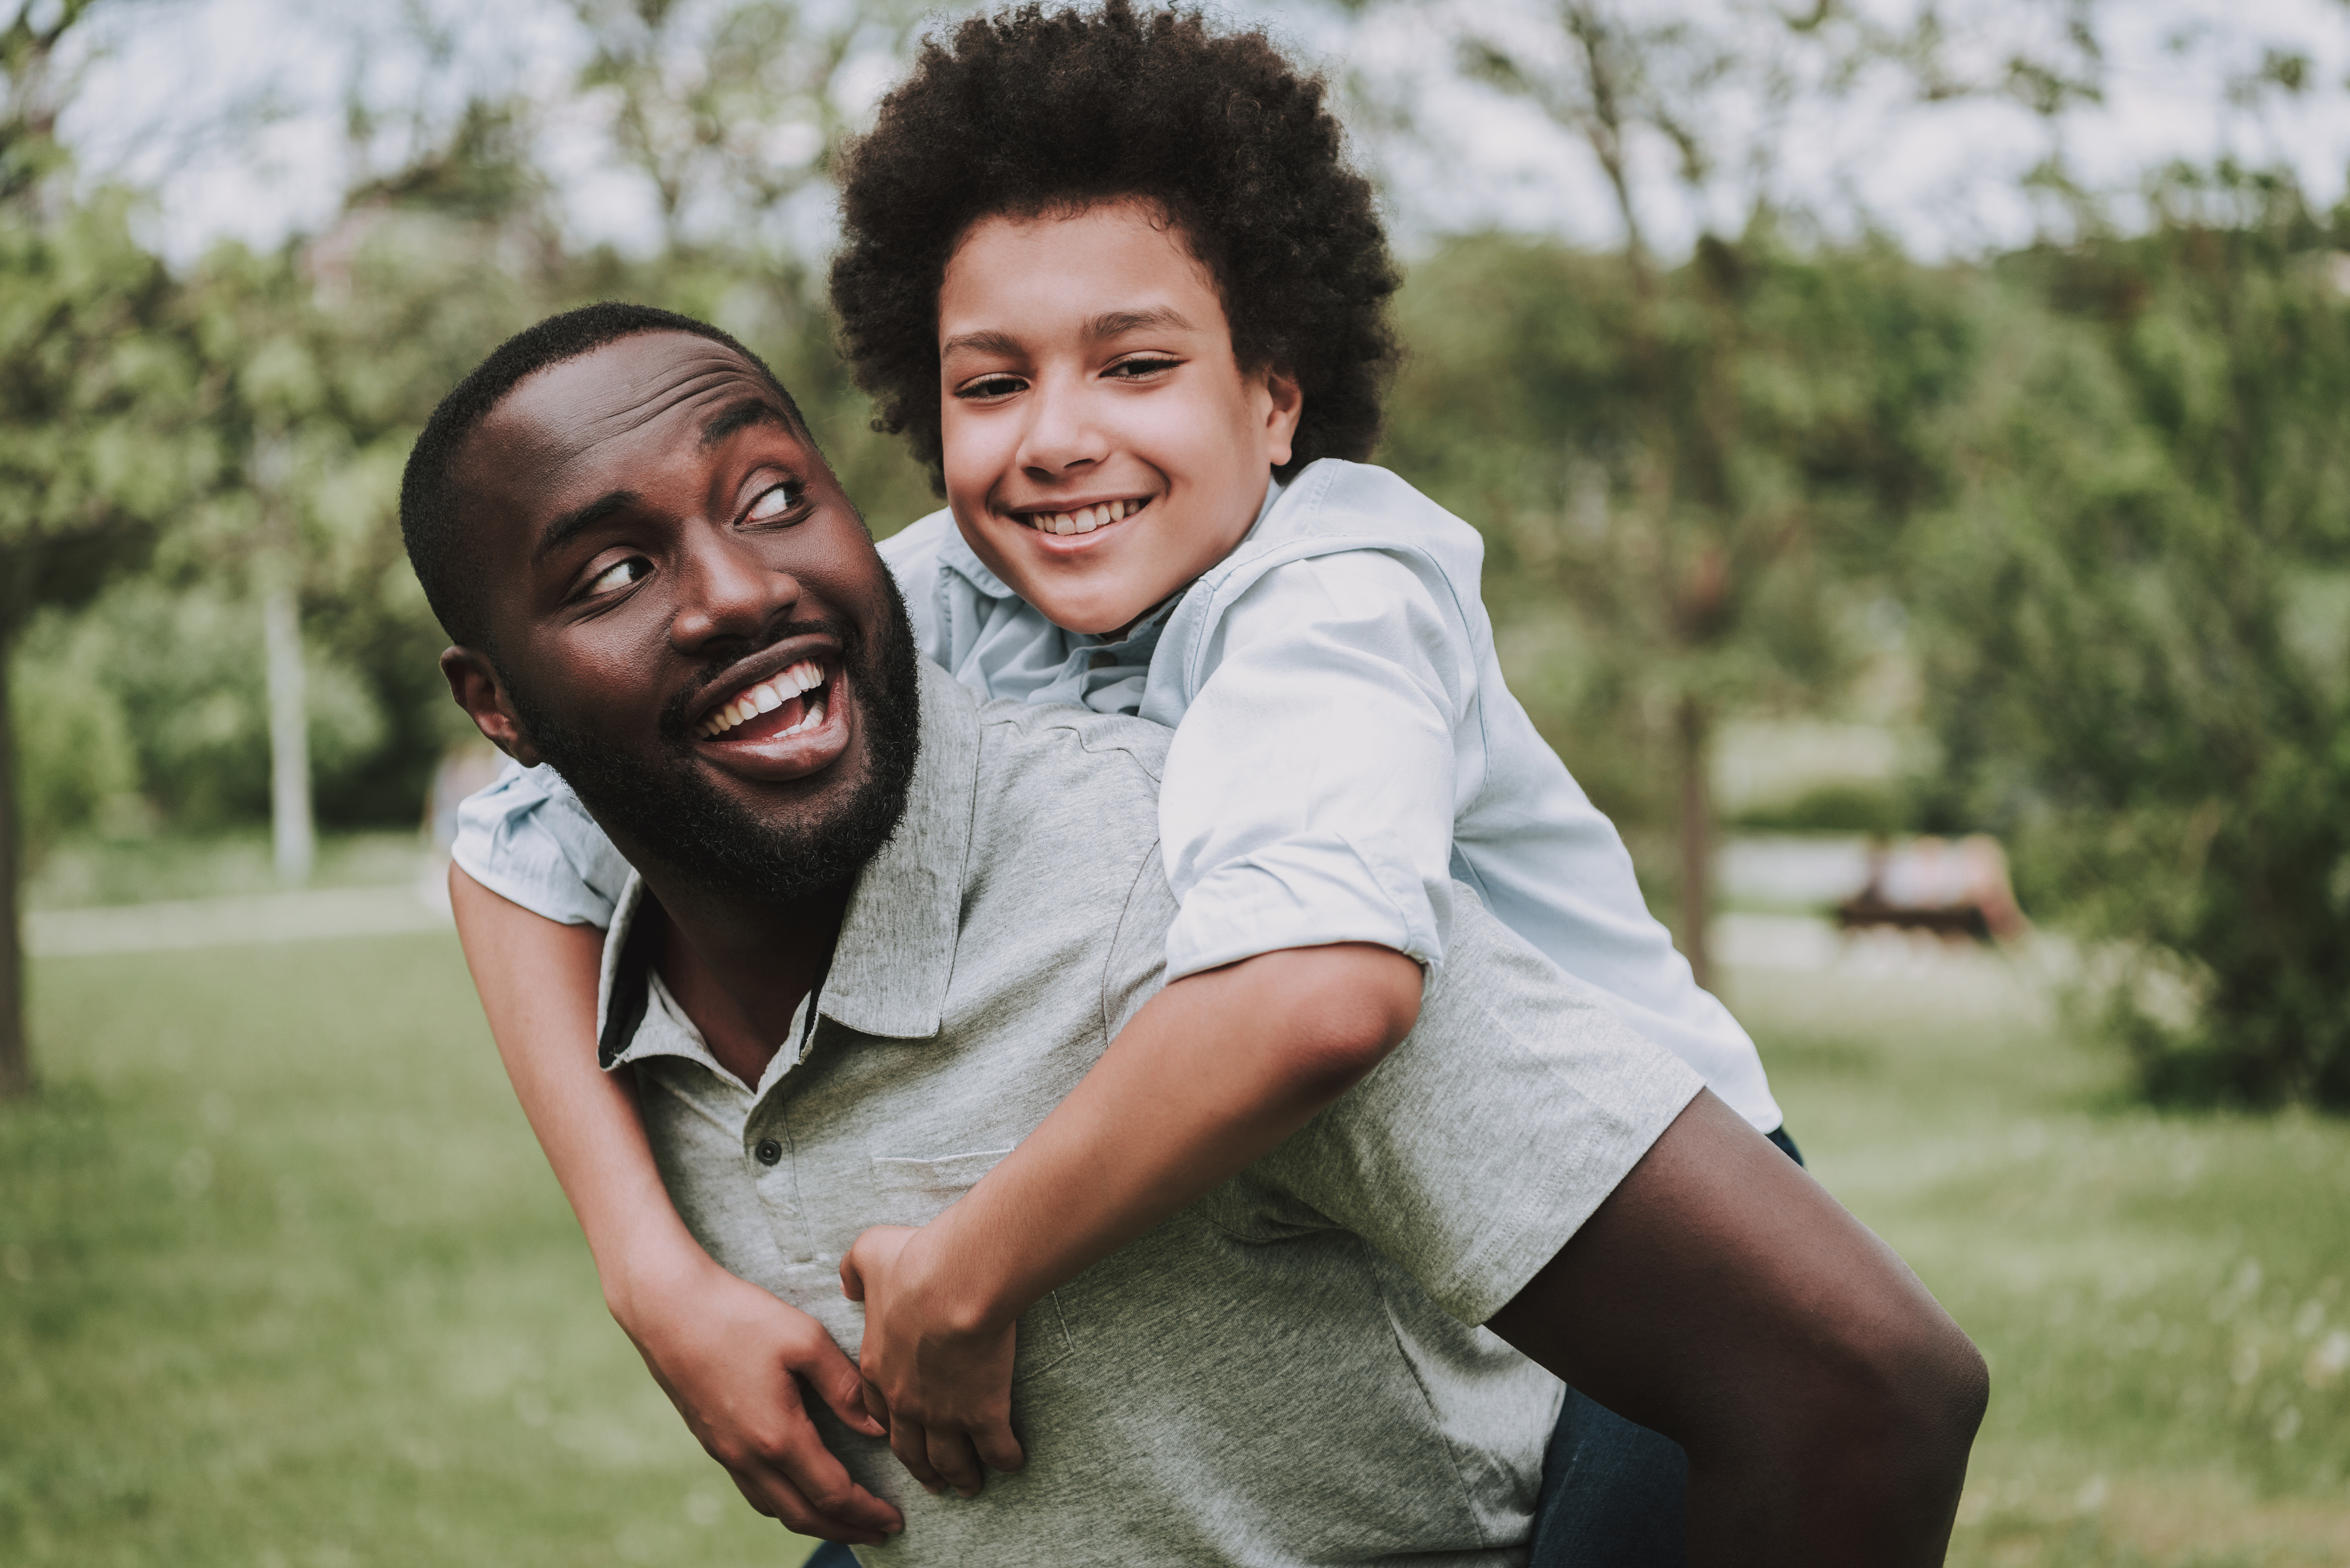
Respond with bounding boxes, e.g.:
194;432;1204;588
809;1127;1806;1568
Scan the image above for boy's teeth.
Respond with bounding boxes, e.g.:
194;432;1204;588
1030;499;1138;534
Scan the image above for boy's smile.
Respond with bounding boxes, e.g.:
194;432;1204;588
936;199;1303;636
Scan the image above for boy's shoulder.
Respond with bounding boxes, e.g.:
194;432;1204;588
875;507;955;579
1215;460;1486;596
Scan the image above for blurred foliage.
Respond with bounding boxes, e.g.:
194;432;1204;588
10;0;2350;1109
1914;169;2350;1109
11;2;931;853
1390;179;2350;1109
1390;229;1974;827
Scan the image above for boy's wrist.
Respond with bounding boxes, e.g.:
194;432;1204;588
599;1227;724;1339
904;1209;1030;1336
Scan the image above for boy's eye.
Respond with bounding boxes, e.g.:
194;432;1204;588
586;557;650;596
745;481;800;524
954;373;1027;401
1105;357;1181;380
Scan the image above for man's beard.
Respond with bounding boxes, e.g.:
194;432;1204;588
509;579;923;906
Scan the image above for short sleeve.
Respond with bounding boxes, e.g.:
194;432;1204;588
450;759;633;928
1239;889;1705;1326
1158;548;1474;981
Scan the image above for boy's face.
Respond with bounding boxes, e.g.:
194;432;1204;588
936;199;1302;636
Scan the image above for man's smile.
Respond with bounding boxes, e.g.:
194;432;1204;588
683;633;856;784
696;656;830;740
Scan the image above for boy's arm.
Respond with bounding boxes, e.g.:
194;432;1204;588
449;866;900;1545
840;939;1422;1496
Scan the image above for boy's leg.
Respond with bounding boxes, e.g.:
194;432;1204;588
1527;1125;1805;1567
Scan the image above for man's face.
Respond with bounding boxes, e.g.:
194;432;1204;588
936;199;1303;636
446;331;918;901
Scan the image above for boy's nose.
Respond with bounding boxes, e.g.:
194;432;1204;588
1016;371;1108;479
668;527;802;652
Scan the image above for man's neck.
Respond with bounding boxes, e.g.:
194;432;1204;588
638;875;849;1089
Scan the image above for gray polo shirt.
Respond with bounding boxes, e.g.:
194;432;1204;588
596;660;1702;1566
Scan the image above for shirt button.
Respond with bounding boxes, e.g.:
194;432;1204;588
753;1138;782;1166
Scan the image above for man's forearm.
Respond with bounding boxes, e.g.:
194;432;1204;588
915;942;1423;1330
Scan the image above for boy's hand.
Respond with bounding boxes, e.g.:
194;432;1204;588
840;1223;1024;1498
623;1257;903;1545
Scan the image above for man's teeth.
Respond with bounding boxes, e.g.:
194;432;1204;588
695;659;827;739
1026;498;1142;535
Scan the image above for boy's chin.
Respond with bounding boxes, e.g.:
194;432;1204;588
1025;581;1167;639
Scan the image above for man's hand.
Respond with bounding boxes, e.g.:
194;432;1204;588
840;1223;1024;1498
622;1255;904;1545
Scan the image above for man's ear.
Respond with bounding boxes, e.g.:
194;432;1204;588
441;645;544;768
1258;367;1303;470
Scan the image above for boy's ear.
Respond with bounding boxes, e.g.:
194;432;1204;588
441;645;545;768
1259;367;1304;470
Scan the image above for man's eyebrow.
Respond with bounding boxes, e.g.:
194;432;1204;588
534;490;641;565
699;397;794;449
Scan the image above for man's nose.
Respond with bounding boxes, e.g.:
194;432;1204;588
1016;369;1107;481
668;527;800;652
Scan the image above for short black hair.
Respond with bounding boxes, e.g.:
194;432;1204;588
399;301;807;649
829;0;1401;494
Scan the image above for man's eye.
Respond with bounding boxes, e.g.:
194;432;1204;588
1105;357;1181;380
954;374;1026;401
746;482;800;524
586;557;650;595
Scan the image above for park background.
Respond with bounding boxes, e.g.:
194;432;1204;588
5;0;2350;1562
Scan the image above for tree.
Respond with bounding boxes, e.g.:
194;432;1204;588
1413;0;2020;983
1915;169;2350;1107
1385;229;1975;978
1;0;205;1095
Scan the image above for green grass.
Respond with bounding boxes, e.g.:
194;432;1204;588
1;932;820;1567
24;829;431;911
4;931;2346;1565
1733;958;2350;1568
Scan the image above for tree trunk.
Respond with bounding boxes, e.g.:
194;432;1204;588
0;631;30;1098
1676;691;1713;993
263;575;314;885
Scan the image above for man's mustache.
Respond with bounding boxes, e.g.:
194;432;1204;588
656;616;863;743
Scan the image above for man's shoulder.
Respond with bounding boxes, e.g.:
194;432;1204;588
974;697;1169;784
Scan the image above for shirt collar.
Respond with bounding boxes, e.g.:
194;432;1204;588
594;658;982;1065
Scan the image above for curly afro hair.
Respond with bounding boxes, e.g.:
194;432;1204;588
829;0;1400;492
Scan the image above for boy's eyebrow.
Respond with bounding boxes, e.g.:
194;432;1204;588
1087;306;1192;340
939;328;1025;360
938;307;1195;361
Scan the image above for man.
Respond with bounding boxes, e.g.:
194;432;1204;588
405;304;1987;1565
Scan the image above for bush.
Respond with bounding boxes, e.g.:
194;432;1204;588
1916;176;2350;1108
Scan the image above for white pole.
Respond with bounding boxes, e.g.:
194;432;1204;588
255;432;313;885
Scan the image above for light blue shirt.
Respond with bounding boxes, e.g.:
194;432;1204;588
453;459;1780;1130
